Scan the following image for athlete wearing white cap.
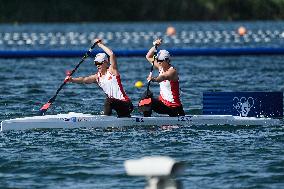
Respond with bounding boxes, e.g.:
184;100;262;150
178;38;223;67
143;38;185;117
65;39;133;117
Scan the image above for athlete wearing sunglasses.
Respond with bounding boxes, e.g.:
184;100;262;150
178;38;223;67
65;39;133;117
142;38;185;117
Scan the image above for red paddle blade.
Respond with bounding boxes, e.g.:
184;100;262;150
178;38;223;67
39;102;52;115
138;98;152;106
40;102;51;110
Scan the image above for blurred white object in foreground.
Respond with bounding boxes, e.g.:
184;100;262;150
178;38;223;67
124;156;184;189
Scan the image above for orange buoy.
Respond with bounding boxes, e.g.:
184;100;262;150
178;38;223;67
166;26;176;36
238;26;246;36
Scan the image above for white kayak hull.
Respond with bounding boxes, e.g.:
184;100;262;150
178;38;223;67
0;112;281;131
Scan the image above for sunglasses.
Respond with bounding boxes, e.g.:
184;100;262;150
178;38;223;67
156;59;164;63
95;62;104;66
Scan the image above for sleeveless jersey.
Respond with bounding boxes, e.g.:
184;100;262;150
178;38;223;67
97;70;130;101
158;67;182;107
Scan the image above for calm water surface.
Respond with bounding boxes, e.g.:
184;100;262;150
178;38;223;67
0;22;283;189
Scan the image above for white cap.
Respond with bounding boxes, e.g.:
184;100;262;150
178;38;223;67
94;53;108;63
156;50;170;61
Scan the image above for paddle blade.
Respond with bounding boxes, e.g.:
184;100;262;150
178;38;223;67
138;98;152;106
138;89;154;116
138;98;152;116
39;102;52;115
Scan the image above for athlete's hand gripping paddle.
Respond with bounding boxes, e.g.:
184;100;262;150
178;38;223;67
39;40;101;115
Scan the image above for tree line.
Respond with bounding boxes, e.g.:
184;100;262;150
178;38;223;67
1;0;284;23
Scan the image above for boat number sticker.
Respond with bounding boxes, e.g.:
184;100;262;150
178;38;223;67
59;117;88;122
178;116;192;122
135;117;144;122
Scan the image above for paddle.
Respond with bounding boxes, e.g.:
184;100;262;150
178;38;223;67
146;46;157;95
39;40;101;115
138;44;158;114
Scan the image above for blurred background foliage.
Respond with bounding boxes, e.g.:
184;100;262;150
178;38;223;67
1;0;284;23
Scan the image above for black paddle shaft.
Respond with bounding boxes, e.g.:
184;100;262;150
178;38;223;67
146;44;158;96
39;41;99;115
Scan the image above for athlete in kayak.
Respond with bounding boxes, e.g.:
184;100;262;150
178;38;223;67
140;38;185;117
65;39;133;117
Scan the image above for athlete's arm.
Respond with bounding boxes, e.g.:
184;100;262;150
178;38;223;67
146;46;159;69
96;39;119;76
66;74;98;84
150;68;178;82
146;39;162;69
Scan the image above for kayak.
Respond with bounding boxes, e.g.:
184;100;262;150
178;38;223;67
1;112;281;132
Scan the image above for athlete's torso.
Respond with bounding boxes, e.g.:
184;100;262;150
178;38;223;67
158;67;181;107
97;69;130;101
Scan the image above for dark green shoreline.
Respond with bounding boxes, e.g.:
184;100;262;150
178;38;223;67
1;0;284;23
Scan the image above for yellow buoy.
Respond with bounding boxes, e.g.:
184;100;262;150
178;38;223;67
238;26;246;36
166;26;176;36
135;81;144;88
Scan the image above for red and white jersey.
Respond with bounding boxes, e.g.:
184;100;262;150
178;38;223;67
158;67;182;107
97;70;130;101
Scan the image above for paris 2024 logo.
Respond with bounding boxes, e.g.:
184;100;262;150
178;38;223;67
233;97;254;117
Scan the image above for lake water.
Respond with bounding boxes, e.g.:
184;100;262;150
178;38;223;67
0;22;283;189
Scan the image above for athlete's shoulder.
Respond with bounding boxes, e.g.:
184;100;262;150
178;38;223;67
168;66;177;74
108;67;119;76
168;67;179;81
93;72;99;78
